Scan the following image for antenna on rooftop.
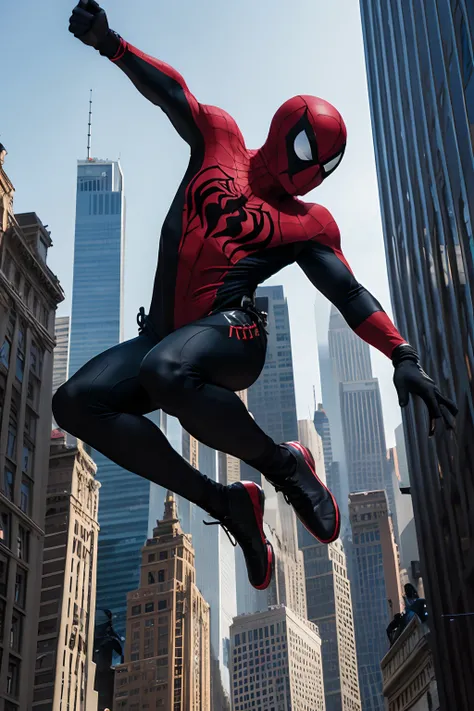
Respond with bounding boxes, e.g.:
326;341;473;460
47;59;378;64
87;89;92;161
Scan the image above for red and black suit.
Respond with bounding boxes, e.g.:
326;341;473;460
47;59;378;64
57;2;457;591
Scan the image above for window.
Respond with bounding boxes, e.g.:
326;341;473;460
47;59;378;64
148;572;156;585
15;326;25;383
0;339;11;368
145;602;154;613
0;510;11;548
4;467;14;501
17;526;29;561
29;343;42;379
131;605;141;616
6;657;20;697
10;613;22;652
7;415;17;460
22;443;33;475
148;553;155;562
20;478;31;516
14;567;26;609
23;281;31;307
159;551;168;560
0;551;9;596
24;408;37;441
158;570;165;583
158;600;166;611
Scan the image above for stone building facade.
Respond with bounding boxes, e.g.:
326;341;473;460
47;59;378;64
0;147;64;709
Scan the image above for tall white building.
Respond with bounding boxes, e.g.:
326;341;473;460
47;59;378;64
230;605;326;711
52;315;70;395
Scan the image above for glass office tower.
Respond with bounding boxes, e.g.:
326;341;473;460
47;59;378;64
359;2;474;708
69;159;150;637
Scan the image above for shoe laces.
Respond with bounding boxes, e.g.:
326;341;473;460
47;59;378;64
203;517;237;547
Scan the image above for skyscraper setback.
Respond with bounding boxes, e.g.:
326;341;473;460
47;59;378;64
114;492;211;710
68;157;148;637
359;2;474;706
327;305;393;505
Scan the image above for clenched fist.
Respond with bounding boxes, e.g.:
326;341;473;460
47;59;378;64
69;1;120;58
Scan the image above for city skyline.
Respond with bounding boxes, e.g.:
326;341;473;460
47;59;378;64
4;3;472;710
3;0;404;446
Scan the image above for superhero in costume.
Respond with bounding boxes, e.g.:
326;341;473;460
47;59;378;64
55;1;457;591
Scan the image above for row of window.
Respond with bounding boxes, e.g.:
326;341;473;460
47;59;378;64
131;599;167;616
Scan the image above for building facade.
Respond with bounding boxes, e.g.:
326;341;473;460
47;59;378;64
113;492;211;711
230;605;325;711
180;435;236;711
219;390;248;486
297;422;360;711
52;316;69;396
349;491;403;711
359;2;474;706
33;431;100;710
328;306;394;517
299;538;361;711
0;151;64;710
68;157;149;637
248;286;298;445
381;616;439;711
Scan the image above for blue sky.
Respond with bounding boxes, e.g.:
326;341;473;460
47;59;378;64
3;0;401;444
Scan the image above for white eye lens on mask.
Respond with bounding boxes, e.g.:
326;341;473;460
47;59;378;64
323;152;343;174
294;130;313;161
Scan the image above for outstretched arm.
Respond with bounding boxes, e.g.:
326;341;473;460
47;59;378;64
69;1;202;147
297;229;458;435
297;238;405;358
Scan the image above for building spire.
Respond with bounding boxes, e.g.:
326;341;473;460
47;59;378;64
87;89;92;161
163;490;178;521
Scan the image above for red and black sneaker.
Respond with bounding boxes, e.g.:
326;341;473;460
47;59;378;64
266;441;340;544
204;481;274;590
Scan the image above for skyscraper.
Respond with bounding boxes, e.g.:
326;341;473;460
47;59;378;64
114;492;211;711
230;605;326;711
248;285;298;445
328;307;372;383
359;3;474;706
349;491;403;711
390;433;420;584
68;157;149;637
180;436;236;710
52;316;69;395
328;306;394;509
297;421;361;711
34;432;100;711
248;285;300;549
313;404;333;471
300;539;361;711
0;152;64;710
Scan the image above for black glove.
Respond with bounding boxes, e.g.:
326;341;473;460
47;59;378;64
69;1;120;58
392;344;458;437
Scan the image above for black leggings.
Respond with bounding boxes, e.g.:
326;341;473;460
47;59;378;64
52;309;289;514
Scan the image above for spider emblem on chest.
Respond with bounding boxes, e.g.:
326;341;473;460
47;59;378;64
184;166;275;260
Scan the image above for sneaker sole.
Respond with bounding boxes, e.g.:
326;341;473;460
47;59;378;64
241;481;274;590
286;442;341;544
